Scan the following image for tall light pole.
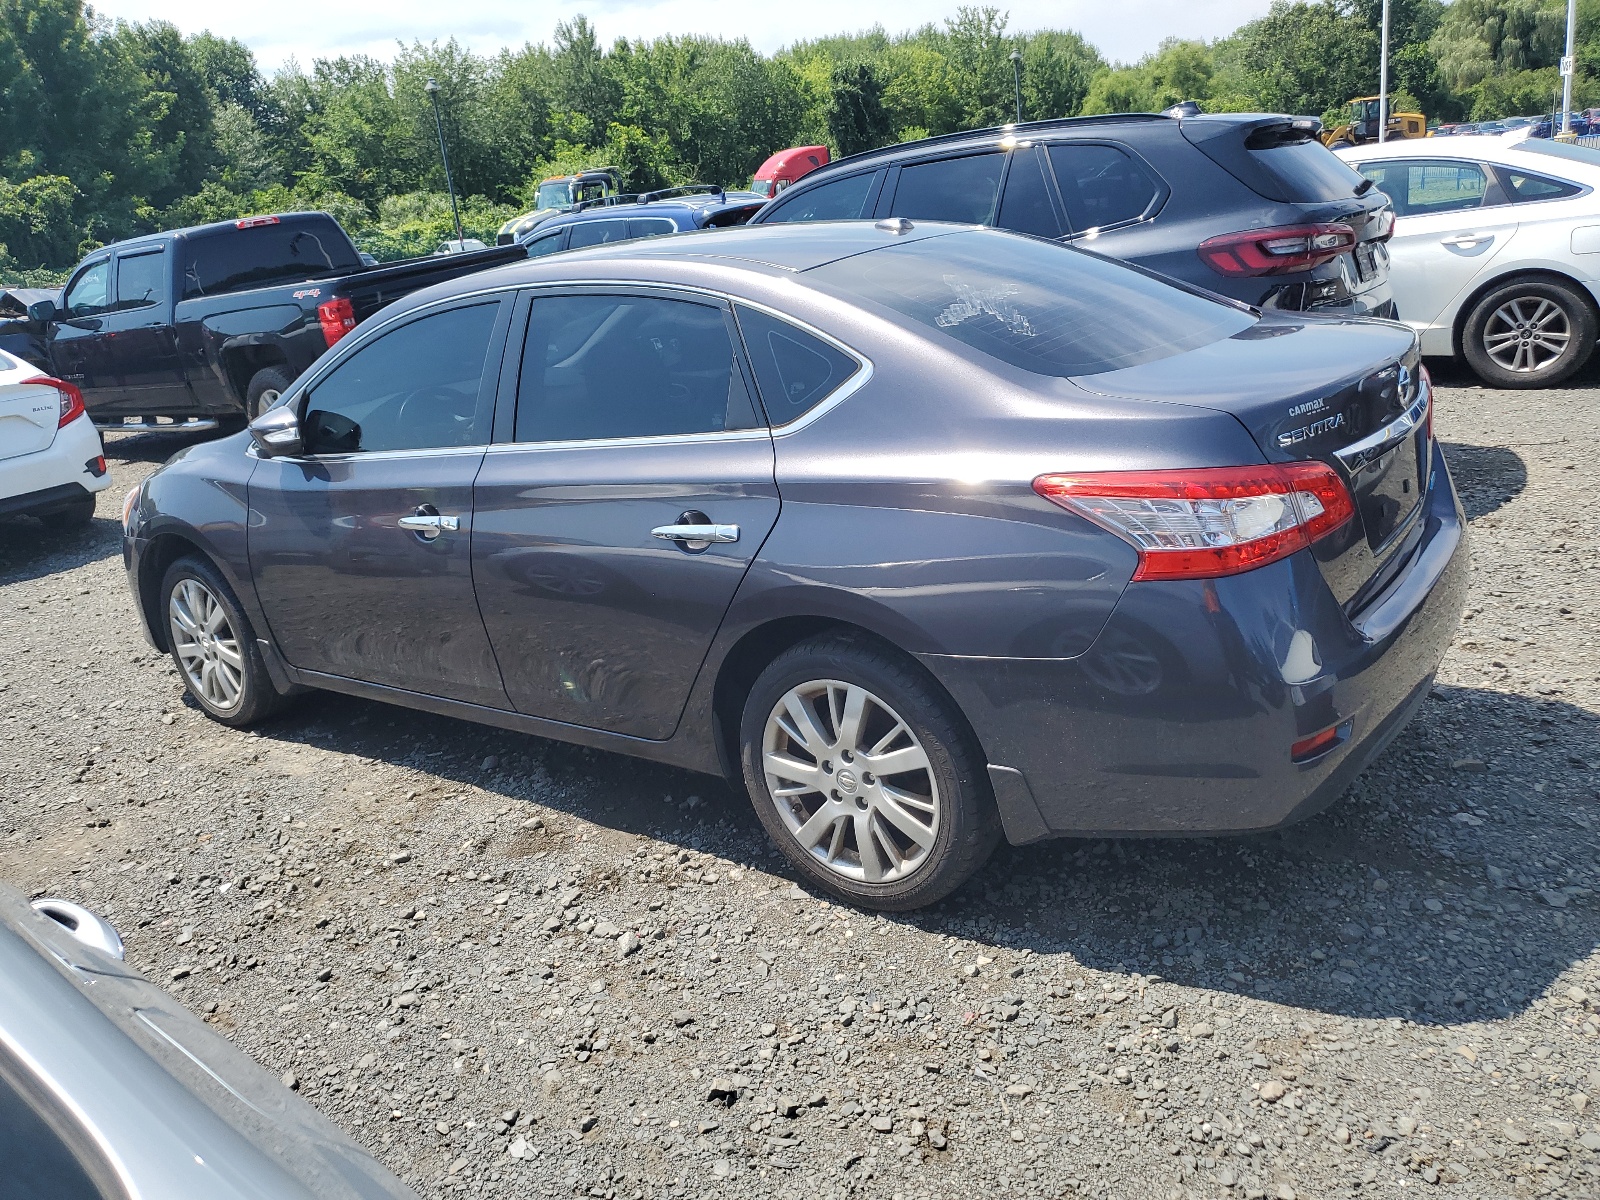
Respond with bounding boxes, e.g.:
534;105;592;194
1561;0;1577;136
425;78;464;246
1377;0;1390;142
1009;49;1023;123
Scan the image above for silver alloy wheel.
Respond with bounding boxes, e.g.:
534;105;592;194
168;577;245;711
762;679;941;884
1482;295;1572;374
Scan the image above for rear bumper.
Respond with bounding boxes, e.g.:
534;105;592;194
921;441;1468;841
0;414;110;510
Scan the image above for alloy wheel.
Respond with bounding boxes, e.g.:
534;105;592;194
169;577;245;711
761;679;941;884
1482;295;1572;374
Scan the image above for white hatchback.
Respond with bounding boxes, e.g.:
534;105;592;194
0;347;112;526
1334;138;1600;386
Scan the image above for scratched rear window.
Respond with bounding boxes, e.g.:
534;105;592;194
805;228;1254;377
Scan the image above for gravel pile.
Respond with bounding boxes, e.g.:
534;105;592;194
1;369;1597;1200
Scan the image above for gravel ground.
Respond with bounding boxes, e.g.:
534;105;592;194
2;365;1598;1200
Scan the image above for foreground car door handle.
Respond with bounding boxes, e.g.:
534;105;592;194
1440;233;1492;248
399;508;460;540
652;523;739;544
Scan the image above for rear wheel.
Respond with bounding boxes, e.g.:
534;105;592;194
160;555;291;727
739;633;1001;911
1461;277;1597;388
245;365;294;420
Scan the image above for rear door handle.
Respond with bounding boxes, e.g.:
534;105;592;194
1440;233;1491;248
398;508;460;540
652;523;739;543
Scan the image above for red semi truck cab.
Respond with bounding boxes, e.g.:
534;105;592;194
751;146;830;198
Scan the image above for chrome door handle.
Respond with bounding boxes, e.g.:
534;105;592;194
1440;233;1490;247
398;511;460;539
652;523;739;544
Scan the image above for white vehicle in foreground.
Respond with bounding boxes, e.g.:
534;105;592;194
0;347;112;526
1334;138;1600;386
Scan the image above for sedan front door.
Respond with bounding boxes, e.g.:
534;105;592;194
472;287;779;739
248;297;514;707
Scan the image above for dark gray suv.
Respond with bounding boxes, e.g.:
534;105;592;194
123;223;1465;910
750;112;1398;318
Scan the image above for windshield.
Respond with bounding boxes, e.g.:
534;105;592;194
536;181;573;209
807;229;1255;377
750;179;774;197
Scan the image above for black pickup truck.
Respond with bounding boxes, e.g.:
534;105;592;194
10;212;525;430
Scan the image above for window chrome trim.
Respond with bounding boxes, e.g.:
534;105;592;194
491;280;875;449
251;443;491;464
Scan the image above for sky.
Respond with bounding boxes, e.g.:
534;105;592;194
85;0;1274;73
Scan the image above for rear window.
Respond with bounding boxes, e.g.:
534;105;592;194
180;218;361;299
806;229;1254;378
1245;128;1368;202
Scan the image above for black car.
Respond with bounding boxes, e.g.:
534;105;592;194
750;112;1397;318
123;222;1465;911
519;188;767;258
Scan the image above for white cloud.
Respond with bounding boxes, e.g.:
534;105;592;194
87;0;1273;74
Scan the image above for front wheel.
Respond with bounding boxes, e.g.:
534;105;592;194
1461;277;1597;388
739;633;1001;911
160;555;292;727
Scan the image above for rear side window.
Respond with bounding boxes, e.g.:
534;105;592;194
1047;144;1160;232
303;302;500;454
888;154;1004;225
807;229;1254;378
1356;161;1486;218
735;305;860;424
629;217;679;238
1245;129;1368;202
524;229;567;258
1500;169;1583;202
115;251;165;310
995;149;1063;239
567;220;632;249
515;295;760;442
764;172;877;222
180;219;361;299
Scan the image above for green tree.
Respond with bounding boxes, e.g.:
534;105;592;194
827;61;893;155
1019;30;1103;120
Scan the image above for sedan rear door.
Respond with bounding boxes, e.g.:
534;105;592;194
471;287;779;740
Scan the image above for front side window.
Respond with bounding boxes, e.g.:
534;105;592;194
888;153;1004;225
735;305;860;425
302;302;500;454
1048;144;1160;232
514;294;759;442
115;251;165;310
807;228;1254;378
762;172;877;222
566;220;632;249
63;260;111;318
1356;160;1486;218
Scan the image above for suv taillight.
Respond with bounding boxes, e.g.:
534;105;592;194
318;297;357;347
1033;463;1355;580
21;375;86;427
1197;223;1357;277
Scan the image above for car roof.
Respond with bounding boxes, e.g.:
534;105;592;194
1333;136;1600;178
537;193;765;230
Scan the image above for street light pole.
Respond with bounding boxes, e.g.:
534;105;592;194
1009;49;1023;124
1378;0;1390;143
1561;0;1577;136
425;78;465;246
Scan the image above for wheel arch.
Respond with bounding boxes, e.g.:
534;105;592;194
136;530;212;652
1450;266;1600;358
219;343;291;409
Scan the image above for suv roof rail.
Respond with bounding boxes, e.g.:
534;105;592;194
639;184;725;204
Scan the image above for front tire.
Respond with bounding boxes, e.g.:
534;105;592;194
1461;277;1597;388
739;633;1001;911
160;555;291;727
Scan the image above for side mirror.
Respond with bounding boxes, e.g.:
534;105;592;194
27;299;57;325
248;404;303;457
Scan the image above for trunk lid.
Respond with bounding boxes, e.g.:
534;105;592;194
1070;314;1431;607
0;371;60;461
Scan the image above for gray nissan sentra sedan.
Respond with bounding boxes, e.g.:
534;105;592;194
122;221;1468;910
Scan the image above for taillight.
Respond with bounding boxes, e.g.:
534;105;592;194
236;215;281;229
318;297;357;347
1197;223;1357;277
21;375;86;427
1033;463;1355;581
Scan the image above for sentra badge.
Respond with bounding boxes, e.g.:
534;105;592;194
1277;412;1345;448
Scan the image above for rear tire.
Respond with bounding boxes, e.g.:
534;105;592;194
160;555;291;727
738;632;1001;911
245;365;295;420
1461;276;1597;388
41;495;97;528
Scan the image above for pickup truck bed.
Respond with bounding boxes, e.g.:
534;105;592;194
19;213;525;428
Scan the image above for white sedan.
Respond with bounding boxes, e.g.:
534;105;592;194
1334;138;1600;386
0;347;112;526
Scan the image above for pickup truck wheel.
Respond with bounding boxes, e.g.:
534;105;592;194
245;366;295;420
